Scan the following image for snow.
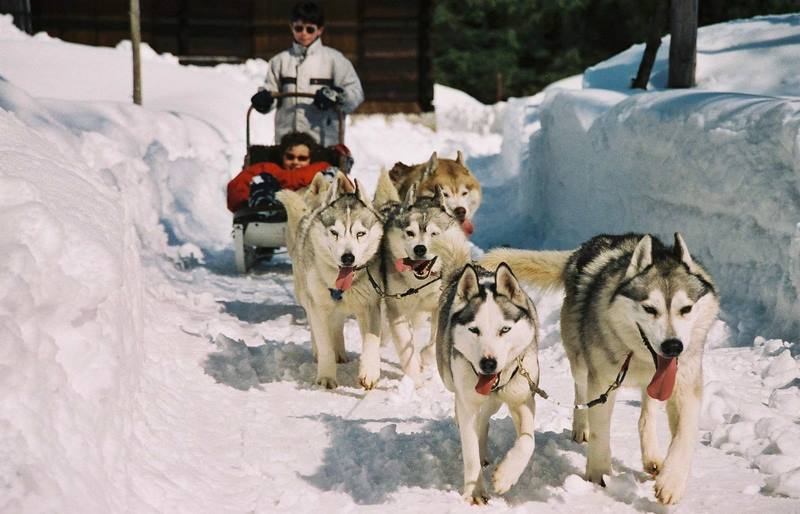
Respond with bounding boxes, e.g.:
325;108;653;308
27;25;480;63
1;11;799;514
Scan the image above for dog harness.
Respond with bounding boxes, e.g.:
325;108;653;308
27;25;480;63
365;262;442;300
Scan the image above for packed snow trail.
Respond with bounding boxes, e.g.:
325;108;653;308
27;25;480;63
141;257;799;514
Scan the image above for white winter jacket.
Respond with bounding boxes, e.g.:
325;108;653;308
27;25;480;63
265;39;364;147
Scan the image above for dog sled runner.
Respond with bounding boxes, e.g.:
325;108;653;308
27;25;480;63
232;91;352;273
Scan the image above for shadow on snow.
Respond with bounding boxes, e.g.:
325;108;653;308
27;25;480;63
203;335;402;392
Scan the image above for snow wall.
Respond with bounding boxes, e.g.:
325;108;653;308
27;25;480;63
507;88;800;343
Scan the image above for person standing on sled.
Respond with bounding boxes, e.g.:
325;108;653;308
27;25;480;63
250;0;364;147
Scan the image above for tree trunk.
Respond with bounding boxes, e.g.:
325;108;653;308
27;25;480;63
130;0;142;105
632;0;668;89
496;71;504;102
668;0;698;88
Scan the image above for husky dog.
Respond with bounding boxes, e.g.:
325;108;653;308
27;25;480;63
481;233;720;504
389;151;482;236
433;233;540;504
276;172;384;389
372;171;466;384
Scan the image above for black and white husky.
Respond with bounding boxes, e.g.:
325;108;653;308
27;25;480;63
482;233;720;504
433;233;540;504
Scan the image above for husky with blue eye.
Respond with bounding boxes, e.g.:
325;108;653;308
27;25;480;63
481;233;720;505
433;233;540;505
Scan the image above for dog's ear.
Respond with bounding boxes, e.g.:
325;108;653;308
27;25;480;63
373;168;400;207
403;182;417;207
422;152;438;181
494;262;527;306
673;232;695;269
388;162;410;183
308;172;330;196
625;234;653;279
455;150;464;166
324;172;349;204
456;264;480;302
354;178;372;207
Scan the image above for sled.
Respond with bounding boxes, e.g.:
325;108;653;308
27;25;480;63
232;91;351;273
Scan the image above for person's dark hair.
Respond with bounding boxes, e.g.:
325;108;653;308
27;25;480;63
279;132;322;162
291;1;324;27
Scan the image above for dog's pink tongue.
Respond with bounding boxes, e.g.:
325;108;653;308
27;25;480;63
647;355;678;401
475;373;498;395
461;219;475;236
335;266;355;291
394;258;413;273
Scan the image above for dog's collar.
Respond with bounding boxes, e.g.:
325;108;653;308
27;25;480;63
492;363;521;392
395;256;439;280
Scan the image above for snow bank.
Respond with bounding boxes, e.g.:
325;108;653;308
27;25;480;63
702;338;800;498
0;14;261;143
0;93;144;513
503;15;800;343
525;88;800;341
584;14;800;97
0;69;239;511
433;84;504;135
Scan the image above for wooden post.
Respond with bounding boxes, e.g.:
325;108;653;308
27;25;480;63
130;0;142;105
632;0;668;89
496;71;504;102
668;0;698;88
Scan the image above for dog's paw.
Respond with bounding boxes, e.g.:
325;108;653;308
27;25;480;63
492;463;521;495
643;458;663;477
654;466;687;505
464;493;489;506
358;365;380;390
585;467;608;487
401;365;424;388
335;352;350;364
315;376;338;389
358;375;377;390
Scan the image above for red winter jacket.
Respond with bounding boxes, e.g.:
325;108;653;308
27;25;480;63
226;161;331;212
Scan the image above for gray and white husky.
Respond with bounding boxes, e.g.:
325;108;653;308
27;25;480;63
277;172;384;389
433;233;540;504
372;171;466;385
482;233;720;504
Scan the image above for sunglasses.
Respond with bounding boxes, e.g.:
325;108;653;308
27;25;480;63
292;24;318;34
284;152;310;162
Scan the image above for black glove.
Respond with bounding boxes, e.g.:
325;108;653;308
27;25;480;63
250;90;274;114
313;86;343;111
248;173;281;208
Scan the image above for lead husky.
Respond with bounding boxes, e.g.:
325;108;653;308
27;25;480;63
481;233;720;504
372;171;466;384
389;151;482;235
434;233;541;504
277;172;384;389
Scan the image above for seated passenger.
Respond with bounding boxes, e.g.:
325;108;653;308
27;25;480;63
227;132;332;212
